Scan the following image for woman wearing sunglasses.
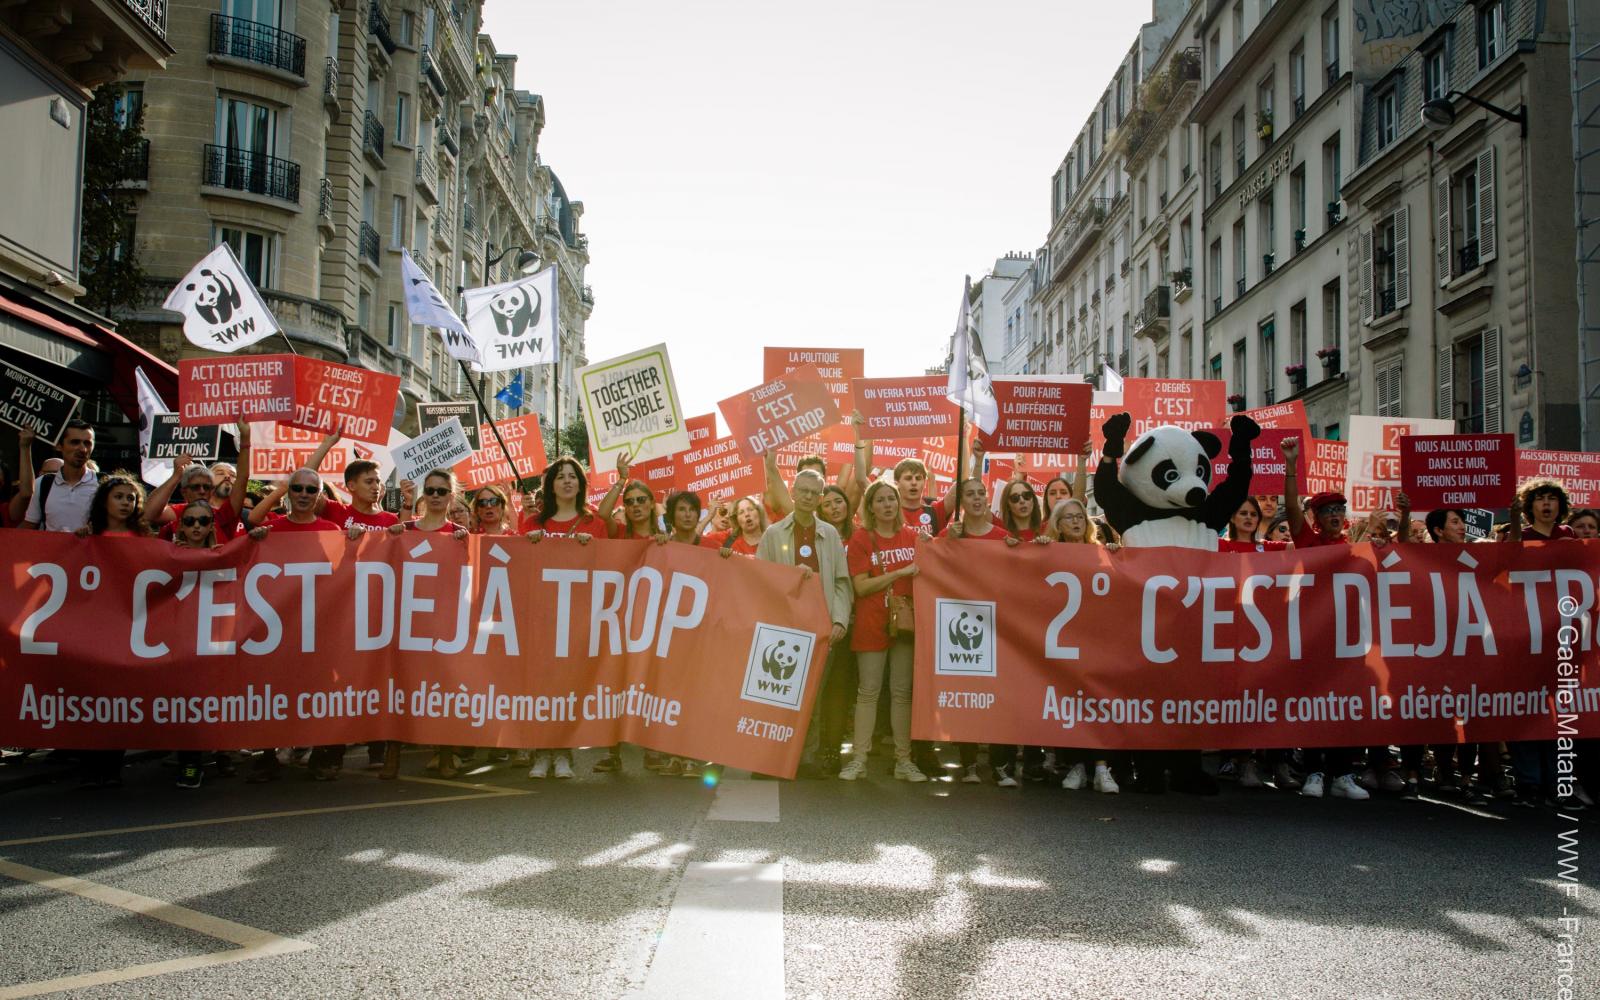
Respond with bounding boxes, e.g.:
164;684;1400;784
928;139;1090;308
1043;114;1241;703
172;498;237;789
468;484;515;535
597;452;659;540
388;469;469;539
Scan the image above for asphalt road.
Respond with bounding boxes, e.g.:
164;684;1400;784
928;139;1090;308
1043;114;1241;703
0;748;1592;1000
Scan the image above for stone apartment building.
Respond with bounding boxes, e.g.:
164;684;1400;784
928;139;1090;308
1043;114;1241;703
117;0;591;435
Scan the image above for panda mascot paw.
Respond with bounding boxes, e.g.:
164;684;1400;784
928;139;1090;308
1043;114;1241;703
1227;413;1262;452
1100;412;1133;459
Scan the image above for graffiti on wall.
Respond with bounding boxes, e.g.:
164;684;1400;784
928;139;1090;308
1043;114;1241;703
1352;0;1464;78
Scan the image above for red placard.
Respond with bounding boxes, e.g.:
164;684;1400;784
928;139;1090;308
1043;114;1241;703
1516;449;1600;508
1400;434;1516;508
763;347;863;418
976;379;1093;455
1240;400;1312;441
249;422;379;481
1302;438;1348;496
453;413;547;489
1120;378;1228;436
1208;427;1296;495
179;355;296;425
718;373;841;456
850;376;960;440
677;434;762;502
772;423;860;479
286;357;401;444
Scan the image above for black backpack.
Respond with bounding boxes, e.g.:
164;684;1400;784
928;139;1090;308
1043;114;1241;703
30;473;53;529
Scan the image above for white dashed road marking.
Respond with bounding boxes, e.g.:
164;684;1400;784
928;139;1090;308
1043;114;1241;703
632;862;783;1000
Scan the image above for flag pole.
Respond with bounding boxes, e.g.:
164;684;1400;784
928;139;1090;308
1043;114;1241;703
955;408;966;524
458;359;527;490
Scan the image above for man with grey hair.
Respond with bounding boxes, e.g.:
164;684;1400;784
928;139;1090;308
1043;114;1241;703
147;423;252;541
757;469;852;777
246;466;340;534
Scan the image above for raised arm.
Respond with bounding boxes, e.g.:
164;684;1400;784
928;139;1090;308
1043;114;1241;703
596;451;630;524
247;481;288;527
851;411;872;505
8;428;36;525
1394;491;1411;544
305;432;339;515
764;449;794;517
1282;436;1306;539
223;421;251;525
144;454;193;525
1072;439;1091;501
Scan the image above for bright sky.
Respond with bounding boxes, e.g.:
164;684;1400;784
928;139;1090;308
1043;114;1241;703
485;1;1152;423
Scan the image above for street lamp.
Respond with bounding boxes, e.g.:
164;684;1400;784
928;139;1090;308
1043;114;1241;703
1419;90;1526;137
484;242;540;279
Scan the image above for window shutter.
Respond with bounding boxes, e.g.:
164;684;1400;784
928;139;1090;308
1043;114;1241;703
1393;205;1411;310
1482;327;1502;432
1435;175;1452;285
1359;227;1374;323
1435;345;1454;423
1377;360;1402;417
1476;146;1497;263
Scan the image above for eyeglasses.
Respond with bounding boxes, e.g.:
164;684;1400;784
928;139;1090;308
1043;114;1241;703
1059;514;1087;523
474;495;504;507
181;516;213;527
185;483;214;493
423;486;453;497
624;495;652;506
1009;493;1035;503
287;484;319;495
1319;504;1347;515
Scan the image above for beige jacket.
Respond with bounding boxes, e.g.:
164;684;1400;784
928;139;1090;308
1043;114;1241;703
756;513;853;630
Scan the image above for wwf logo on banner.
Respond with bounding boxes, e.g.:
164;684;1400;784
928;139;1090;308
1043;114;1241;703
163;243;281;353
463;266;558;372
740;623;815;710
935;599;996;676
489;282;541;338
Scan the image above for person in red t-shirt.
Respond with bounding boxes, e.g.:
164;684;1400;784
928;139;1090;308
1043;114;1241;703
1281;437;1348;549
147;422;254;543
324;457;405;538
597;452;657;541
1218;496;1290;552
389;469;470;538
704;496;766;556
1507;479;1578;543
522;457;609;543
247;468;341;536
997;480;1053;545
839;481;922;783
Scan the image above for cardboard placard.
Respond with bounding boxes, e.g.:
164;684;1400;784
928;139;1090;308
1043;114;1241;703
849;375;959;440
763;347;863;418
976;379;1093;454
1400;433;1517;509
148;413;222;461
392;417;476;486
177;355;295;426
718;372;841;456
677;434;762;502
286;357;401;444
453;413;547;489
417;400;482;451
1345;416;1454;514
1240;399;1312;441
1301;438;1348;496
578;343;690;467
248;422;396;482
0;361;81;444
1208;427;1296;495
1516;449;1600;508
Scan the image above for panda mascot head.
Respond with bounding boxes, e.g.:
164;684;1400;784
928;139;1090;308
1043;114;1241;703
489;283;541;339
1093;411;1259;550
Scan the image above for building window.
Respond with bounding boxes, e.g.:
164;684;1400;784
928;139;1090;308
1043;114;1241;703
1209;30;1222;78
1208;238;1223;315
1259;193;1276;275
1373;215;1397;315
398;10;414;44
1233;108;1247;175
395;92;411;146
214;225;276;288
1209;135;1223;196
1375;357;1403;417
390;195;405;247
1259;319;1277;403
215;95;279;157
1322;7;1340;81
1323;421;1341;441
1232;0;1244;49
1376;84;1398;148
1180;219;1193;268
1322;134;1342;224
1321;277;1341;349
1290;43;1306;117
1290;300;1308;366
1233;220;1247;299
1232;339;1248;397
1290;165;1307;250
1477;1;1504;69
1446;328;1502;432
357;288;371;331
1257;73;1275;152
1423;44;1449;103
112;84;144;127
1180;327;1193;377
1461;337;1485;432
386;303;402;349
1210;354;1224;382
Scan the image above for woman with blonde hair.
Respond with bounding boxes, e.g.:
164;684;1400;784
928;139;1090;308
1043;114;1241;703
1047;497;1121;794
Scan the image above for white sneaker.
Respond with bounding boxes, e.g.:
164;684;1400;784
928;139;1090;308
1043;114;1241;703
838;757;867;781
553;756;574;779
1330;773;1371;800
1239;759;1264;788
962;764;982;784
1273;762;1302;791
1378;769;1405;793
894;759;928;783
1061;763;1087;790
1301;772;1325;798
528;752;551;779
996;764;1019;788
1355;767;1379;791
512;750;531;765
1093;764;1119;794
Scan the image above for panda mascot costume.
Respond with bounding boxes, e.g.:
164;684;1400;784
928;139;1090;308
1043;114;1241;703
1093;410;1261;793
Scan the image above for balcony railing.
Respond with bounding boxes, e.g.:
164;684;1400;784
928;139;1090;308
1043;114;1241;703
322;56;338;103
120;138;150;182
368;4;397;54
1263;252;1276;276
359;222;380;266
209;13;306;78
122;0;167;39
202;144;300;203
1458;240;1480;273
1292;94;1305;120
363;110;385;162
419;45;446;97
1326;201;1343;228
1293;228;1307;253
415;149;438;200
438;121;458;157
318;177;334;224
1326;61;1340;86
1134;286;1171;335
1211;296;1222;317
462;201;476;234
1235;277;1246;298
1374;286;1397;318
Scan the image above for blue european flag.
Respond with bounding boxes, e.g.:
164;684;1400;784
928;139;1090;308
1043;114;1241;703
495;372;526;410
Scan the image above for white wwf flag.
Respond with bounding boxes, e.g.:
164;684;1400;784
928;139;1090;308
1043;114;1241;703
135;366;173;486
463;265;558;372
163;243;281;352
400;249;477;363
945;275;999;434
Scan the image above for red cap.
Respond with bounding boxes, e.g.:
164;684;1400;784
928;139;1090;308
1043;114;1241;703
1306;491;1347;511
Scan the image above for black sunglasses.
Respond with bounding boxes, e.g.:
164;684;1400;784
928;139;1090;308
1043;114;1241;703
624;495;652;506
185;483;214;492
288;484;319;495
181;515;213;527
423;486;452;497
474;495;504;507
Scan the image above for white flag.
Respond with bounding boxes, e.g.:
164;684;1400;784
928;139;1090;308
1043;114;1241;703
135;366;173;486
400;249;477;363
945;275;999;434
463;265;558;372
1101;363;1125;395
163;243;281;352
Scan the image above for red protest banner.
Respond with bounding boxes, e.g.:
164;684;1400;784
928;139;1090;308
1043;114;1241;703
851;376;959;440
1400;434;1516;508
0;533;830;777
976;379;1093;454
1517;450;1600;507
1240;399;1312;440
912;540;1600;750
248;422;384;481
1209;427;1296;495
677;434;763;502
1120;378;1228;436
718;373;841;456
763;347;863;417
453;413;547;489
1346;416;1454;514
772;423;859;479
614;413;718;498
286;357;401;444
1301;438;1348;495
179;355;296;425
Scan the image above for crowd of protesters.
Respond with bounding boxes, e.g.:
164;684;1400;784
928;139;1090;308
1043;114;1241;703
1;413;1594;813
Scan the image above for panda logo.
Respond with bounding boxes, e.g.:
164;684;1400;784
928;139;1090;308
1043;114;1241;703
947;611;986;651
490;282;542;339
1120;425;1222;510
761;639;803;681
186;268;242;326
